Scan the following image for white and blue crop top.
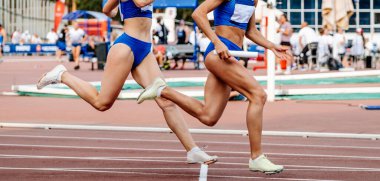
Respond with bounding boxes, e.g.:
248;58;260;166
119;0;153;20
214;0;256;31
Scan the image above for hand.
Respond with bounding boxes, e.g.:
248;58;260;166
214;41;234;62
270;45;292;61
105;7;118;18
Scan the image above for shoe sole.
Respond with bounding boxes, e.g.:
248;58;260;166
137;79;166;104
187;159;218;165
36;73;48;90
137;85;152;104
250;169;284;175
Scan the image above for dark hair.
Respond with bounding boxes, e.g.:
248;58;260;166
0;24;2;27
157;16;163;23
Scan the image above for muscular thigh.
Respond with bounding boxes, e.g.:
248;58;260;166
205;54;264;99
98;44;134;103
203;72;231;120
132;53;163;88
132;53;174;106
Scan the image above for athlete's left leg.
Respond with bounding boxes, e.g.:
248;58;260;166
132;53;217;164
73;46;81;67
0;46;3;61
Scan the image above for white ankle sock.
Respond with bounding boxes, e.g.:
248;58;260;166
251;154;264;162
188;147;201;155
58;71;65;83
157;86;166;97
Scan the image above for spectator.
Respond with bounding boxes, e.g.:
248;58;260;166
30;33;42;44
350;28;365;68
334;27;346;62
175;20;189;44
172;20;191;70
276;14;293;74
11;29;21;44
299;22;318;69
318;28;333;66
68;21;86;70
153;16;169;44
0;24;6;62
20;30;31;44
198;32;211;61
153;37;165;69
56;25;68;61
189;26;202;46
46;28;58;44
290;34;301;67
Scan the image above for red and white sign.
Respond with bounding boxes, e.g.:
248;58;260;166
54;0;66;32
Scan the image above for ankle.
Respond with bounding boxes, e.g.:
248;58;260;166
60;71;68;83
187;146;201;155
251;152;263;160
158;86;168;97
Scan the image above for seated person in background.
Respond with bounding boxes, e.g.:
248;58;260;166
173;20;190;70
152;36;166;69
31;33;42;44
318;28;333;67
83;36;96;62
299;22;318;69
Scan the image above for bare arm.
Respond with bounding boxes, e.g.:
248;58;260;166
282;27;292;36
245;2;291;60
192;0;232;60
133;0;154;8
103;0;119;17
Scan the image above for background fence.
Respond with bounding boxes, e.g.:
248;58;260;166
0;0;57;40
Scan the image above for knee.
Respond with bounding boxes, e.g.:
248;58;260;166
156;98;177;112
246;89;267;106
94;99;114;112
199;114;218;127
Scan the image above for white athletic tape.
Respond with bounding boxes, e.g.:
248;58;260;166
213;50;258;58
199;164;208;181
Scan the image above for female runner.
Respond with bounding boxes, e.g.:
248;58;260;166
138;0;291;174
36;0;217;164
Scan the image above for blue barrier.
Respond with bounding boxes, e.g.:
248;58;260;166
3;43;58;54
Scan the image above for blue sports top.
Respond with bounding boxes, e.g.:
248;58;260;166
119;0;153;20
214;0;256;31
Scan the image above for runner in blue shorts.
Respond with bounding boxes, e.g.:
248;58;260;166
36;0;217;164
139;0;292;174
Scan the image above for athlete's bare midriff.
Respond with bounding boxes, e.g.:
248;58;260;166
215;26;245;47
123;18;152;43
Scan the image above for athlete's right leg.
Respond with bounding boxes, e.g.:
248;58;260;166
42;44;133;111
73;46;81;67
133;54;218;164
160;73;231;127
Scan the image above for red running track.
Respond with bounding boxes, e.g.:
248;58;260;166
0;128;379;181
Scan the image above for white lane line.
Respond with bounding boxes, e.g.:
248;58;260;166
0;154;379;171
0;143;380;160
0;166;374;172
199;164;208;181
0;134;379;150
0;167;339;181
1;123;380;140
